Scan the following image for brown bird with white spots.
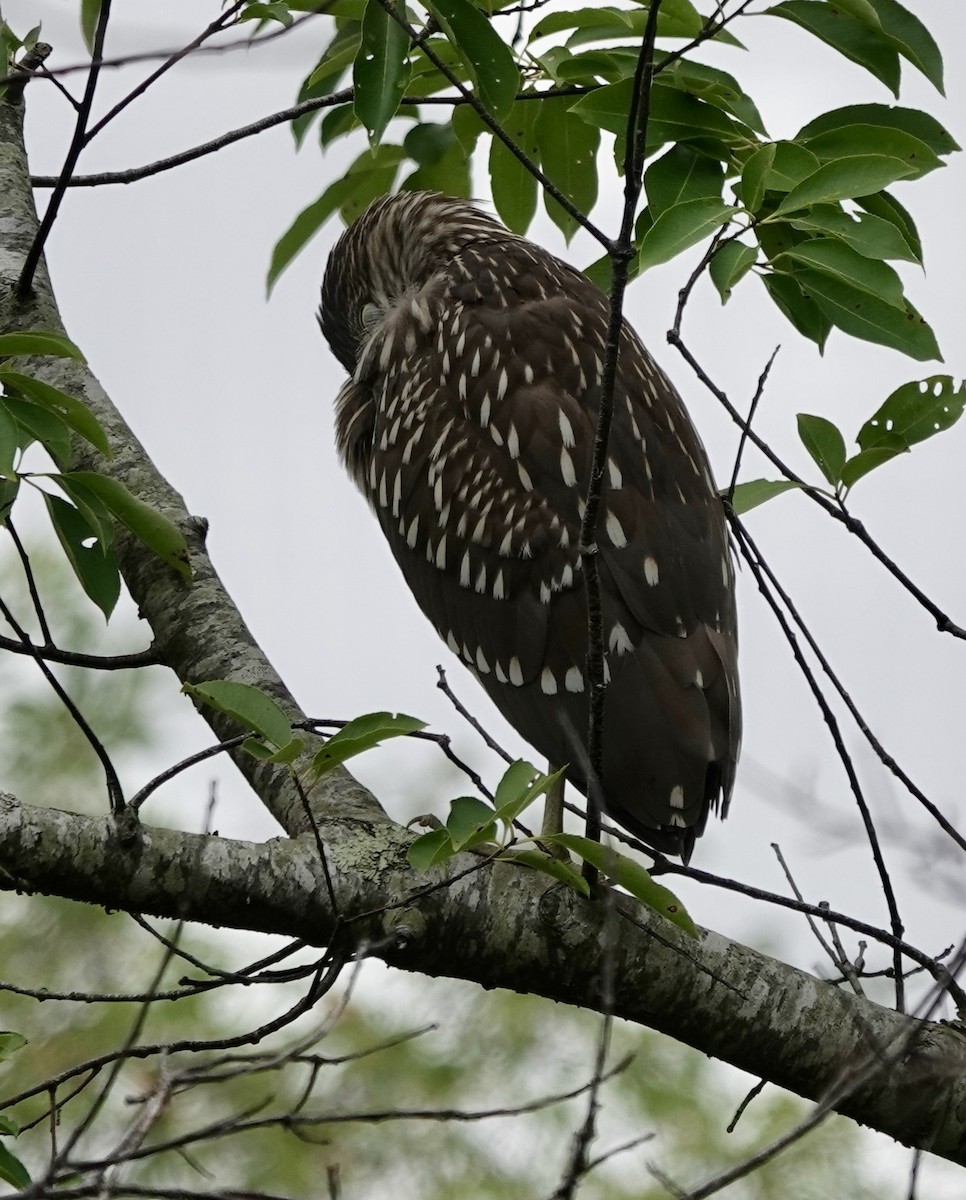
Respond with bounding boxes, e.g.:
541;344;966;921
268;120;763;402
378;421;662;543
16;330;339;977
320;191;740;860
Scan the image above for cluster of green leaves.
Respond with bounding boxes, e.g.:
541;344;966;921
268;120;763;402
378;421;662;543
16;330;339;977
187;681;697;935
732;374;965;513
0;334;191;619
407;759;699;936
269;0;957;360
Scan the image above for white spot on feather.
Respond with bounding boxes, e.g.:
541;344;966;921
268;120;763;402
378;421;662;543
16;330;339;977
565;667;584;693
509;657;524;686
644;556;660;586
541;667;558;695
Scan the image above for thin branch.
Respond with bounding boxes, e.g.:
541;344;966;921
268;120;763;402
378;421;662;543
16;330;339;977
0;634;159;668
730;514;906;1011
0;590;125;813
17;0;113;297
85;2;248;141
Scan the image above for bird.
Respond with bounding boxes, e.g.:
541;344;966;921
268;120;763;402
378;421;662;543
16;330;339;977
319;191;740;860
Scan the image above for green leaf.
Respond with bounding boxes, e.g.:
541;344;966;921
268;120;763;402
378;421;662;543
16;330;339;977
761;273;832;350
401;124;471;196
797;413;847;486
535;98;600;242
771;155;917;215
857;376;965;450
310;711;426;778
796;269;941;361
657;57;766;134
866;0;944;92
503;848;590;896
425;0;519;121
489;98;540;234
855;189;921;261
59;471;192;576
0;332;85;361
451;102;488;156
786;204;920;263
447;795;499;850
797;104;959;157
544;834;699;937
0;370;111;456
305;23;363;92
573;77;741;148
774;238;906;309
637;198;737;273
728;478;801;514
0;1032;26;1061
709;239;757;302
80;0;100;53
50;473;115;548
1;395;71;465
645;144;724;218
0;404;19;472
185;681;295;748
353;0;412;145
766;1;900;95
267;146;403;292
493;762;566;826
739;143;774;214
800;123;942;181
320;103;359;147
407;827;454;870
839;442;907;489
0;1143;31;1190
44;493;121;618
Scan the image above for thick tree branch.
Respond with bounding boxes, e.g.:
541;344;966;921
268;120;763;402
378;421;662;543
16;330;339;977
0;91;382;838
1;791;966;1165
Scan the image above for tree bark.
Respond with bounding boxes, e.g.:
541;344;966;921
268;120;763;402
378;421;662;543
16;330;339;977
2;89;966;1168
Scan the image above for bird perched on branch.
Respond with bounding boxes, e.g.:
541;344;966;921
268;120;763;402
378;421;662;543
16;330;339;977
320;191;740;860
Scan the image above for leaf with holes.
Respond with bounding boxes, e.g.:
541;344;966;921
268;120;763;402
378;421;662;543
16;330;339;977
354;0;411;145
536;97;600;243
543;834;699;937
797;414;847;486
489;97;541;234
857;376;965;451
59;471;191;576
44;493;121;619
425;0;519;121
728;479;802;514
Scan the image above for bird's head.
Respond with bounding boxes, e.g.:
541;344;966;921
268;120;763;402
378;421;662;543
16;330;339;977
319;191;507;372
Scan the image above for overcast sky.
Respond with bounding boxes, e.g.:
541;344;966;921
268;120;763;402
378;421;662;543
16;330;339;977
3;2;965;1191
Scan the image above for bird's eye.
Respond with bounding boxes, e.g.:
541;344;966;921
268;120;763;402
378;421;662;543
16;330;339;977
361;302;382;330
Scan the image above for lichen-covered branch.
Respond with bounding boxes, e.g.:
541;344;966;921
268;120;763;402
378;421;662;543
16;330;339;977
1;791;965;1164
0;90;383;838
